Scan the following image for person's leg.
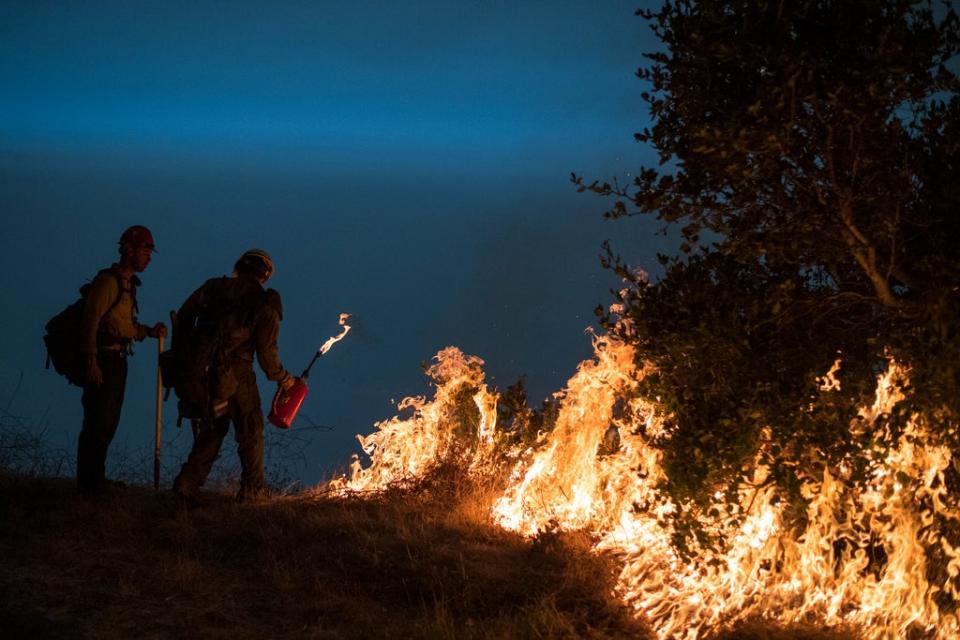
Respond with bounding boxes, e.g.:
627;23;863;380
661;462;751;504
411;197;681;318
233;370;265;499
77;352;127;495
173;415;230;496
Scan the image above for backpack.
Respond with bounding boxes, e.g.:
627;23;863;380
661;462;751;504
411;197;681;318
43;269;128;386
161;278;264;423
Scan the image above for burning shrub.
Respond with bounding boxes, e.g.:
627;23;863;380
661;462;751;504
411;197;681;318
573;0;960;480
557;0;960;635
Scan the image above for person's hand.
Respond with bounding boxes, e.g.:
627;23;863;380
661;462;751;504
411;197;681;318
149;322;168;339
279;375;297;391
85;355;103;387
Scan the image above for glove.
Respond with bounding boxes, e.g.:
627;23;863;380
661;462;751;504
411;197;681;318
148;322;168;339
279;374;297;391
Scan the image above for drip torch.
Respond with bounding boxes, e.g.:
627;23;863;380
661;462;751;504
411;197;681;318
268;313;352;429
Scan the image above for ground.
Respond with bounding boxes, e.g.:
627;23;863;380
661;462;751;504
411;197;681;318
0;472;648;640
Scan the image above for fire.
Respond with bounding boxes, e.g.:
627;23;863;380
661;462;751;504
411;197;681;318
332;334;959;638
332;346;501;491
318;313;352;356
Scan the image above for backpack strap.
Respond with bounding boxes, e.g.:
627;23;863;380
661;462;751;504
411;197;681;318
85;268;130;316
103;267;139;315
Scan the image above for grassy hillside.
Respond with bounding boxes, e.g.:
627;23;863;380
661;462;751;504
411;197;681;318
0;469;651;640
0;466;860;640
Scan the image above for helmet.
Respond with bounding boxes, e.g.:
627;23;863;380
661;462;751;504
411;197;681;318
119;225;156;251
236;248;274;280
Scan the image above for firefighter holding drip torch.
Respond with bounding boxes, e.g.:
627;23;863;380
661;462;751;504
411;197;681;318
170;249;298;504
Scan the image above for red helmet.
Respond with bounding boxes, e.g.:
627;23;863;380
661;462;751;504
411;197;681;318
119;225;156;251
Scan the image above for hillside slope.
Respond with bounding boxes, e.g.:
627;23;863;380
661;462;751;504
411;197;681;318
0;472;649;640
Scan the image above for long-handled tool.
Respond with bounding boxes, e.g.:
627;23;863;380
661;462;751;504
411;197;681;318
154;333;164;490
268;314;351;429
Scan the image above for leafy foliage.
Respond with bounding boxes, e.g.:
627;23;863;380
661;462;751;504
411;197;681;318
579;0;960;541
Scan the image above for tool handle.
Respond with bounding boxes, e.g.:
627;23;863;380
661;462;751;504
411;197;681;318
301;351;321;379
154;334;164;490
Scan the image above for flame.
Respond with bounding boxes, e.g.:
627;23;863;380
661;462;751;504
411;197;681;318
331;334;959;638
318;313;352;356
331;347;500;491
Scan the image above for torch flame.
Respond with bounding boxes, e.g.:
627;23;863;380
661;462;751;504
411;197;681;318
318;313;352;356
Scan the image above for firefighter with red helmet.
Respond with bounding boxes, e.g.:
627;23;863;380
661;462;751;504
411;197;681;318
78;225;167;497
172;249;297;504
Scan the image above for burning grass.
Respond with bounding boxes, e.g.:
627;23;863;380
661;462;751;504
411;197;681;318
332;341;958;639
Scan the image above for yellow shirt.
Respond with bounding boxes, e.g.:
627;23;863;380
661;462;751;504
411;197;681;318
80;268;147;355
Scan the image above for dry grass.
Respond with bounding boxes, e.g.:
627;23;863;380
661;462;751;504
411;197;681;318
0;461;866;639
0;467;648;639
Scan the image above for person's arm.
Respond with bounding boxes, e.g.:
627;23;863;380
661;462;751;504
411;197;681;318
135;319;167;341
135;320;149;341
137;322;167;341
254;305;292;385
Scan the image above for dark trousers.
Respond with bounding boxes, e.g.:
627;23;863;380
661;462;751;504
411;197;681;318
173;368;265;495
77;350;127;493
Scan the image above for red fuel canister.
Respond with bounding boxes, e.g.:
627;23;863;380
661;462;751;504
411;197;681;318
268;377;309;429
269;314;351;429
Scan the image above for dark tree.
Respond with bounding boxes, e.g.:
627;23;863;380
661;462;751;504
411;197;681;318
578;0;960;549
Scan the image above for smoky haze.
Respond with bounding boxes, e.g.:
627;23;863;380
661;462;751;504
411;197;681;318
0;1;668;484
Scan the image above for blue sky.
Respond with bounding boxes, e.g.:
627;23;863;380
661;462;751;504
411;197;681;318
2;1;645;164
0;1;668;484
